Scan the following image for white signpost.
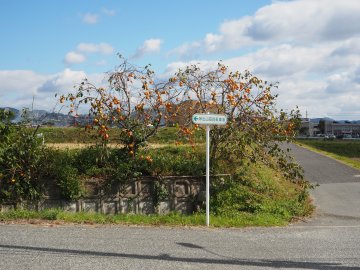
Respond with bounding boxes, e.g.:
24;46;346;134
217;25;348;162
192;113;227;226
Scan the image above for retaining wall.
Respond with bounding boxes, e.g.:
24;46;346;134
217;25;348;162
0;175;231;215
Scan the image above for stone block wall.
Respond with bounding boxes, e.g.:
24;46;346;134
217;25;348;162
0;175;231;215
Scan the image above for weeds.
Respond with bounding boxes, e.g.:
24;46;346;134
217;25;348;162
0;209;292;227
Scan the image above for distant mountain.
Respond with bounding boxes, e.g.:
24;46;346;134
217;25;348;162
0;107;78;126
337;120;360;124
308;117;360;124
1;107;20;115
309;117;334;124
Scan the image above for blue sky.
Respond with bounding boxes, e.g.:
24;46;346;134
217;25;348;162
1;0;360;119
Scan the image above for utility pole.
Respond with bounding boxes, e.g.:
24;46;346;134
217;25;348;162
306;110;311;136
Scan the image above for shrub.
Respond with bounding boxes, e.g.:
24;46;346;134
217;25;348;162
42;149;83;201
210;164;312;219
147;146;205;176
0;110;48;204
211;180;263;215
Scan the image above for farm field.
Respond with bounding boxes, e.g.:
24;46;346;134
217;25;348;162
37;126;205;146
297;140;360;170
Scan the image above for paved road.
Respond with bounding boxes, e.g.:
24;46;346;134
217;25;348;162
288;143;360;226
0;223;359;270
1;144;360;270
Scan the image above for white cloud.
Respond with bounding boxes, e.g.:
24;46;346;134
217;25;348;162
0;69;106;111
0;70;51;110
96;60;107;66
331;37;360;56
223;0;359;50
0;70;48;97
213;16;254;50
133;38;163;59
166;44;334;79
168;41;201;59
102;8;116;17
80;8;115;25
171;0;360;55
82;13;99;24
64;42;114;66
37;69;87;94
76;42;114;55
64;51;86;65
204;34;223;53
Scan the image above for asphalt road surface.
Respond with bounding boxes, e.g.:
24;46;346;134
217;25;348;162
288;143;360;226
0;144;359;270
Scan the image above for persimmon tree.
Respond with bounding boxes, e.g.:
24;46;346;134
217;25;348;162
167;63;303;180
59;56;187;199
0;109;47;204
60;55;177;158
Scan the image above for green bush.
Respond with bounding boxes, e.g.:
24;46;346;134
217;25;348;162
147;146;205;176
43;149;83;200
0;111;48;203
74;146;109;175
210;164;312;220
211;180;263;215
43;146;151;200
57;166;82;200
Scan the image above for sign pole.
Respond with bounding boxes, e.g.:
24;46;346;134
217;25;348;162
206;124;210;227
191;112;227;227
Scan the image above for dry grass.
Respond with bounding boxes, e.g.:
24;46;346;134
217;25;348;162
45;142;197;149
46;143;104;149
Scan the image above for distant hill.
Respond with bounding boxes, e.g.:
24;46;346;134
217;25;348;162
307;117;360;124
309;117;334;124
1;107;20;115
0;107;79;126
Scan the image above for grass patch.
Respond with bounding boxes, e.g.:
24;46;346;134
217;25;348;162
38;126;204;145
211;163;313;221
297;140;360;170
38;127;101;144
146;145;205;176
0;209;290;227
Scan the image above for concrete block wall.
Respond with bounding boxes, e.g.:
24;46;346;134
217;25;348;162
0;175;231;215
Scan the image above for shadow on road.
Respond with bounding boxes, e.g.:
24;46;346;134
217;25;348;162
0;243;358;270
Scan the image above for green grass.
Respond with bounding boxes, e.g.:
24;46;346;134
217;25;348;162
37;126;205;144
38;127;122;144
297;140;360;170
0;209;290;227
211;163;313;220
146;145;206;176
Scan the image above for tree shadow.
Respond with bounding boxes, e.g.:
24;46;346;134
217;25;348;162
0;243;358;270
